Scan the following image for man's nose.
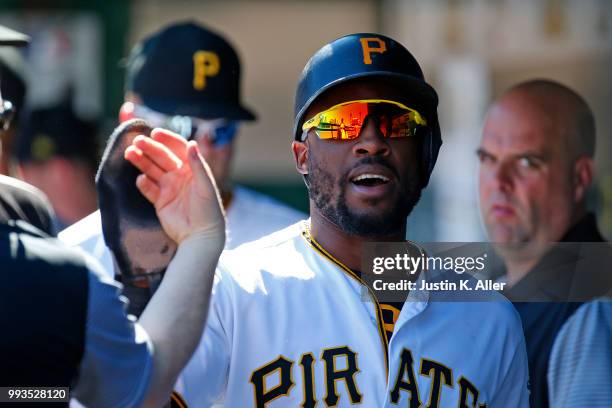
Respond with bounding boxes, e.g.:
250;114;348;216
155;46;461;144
492;161;515;193
352;118;390;157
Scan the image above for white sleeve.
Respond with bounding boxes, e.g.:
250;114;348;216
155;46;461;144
486;304;530;408
58;212;115;279
71;257;153;408
548;300;612;407
488;335;530;407
174;267;233;406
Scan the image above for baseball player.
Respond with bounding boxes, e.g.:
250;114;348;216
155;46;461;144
0;38;56;234
16;103;99;231
0;43;26;176
59;21;304;275
127;33;529;407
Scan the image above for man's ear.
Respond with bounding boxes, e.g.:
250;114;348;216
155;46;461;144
292;140;308;176
573;156;594;203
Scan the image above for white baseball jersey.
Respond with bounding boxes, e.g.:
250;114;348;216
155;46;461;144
175;222;530;407
58;186;305;277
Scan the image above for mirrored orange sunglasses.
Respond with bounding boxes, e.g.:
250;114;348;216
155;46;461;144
301;99;427;142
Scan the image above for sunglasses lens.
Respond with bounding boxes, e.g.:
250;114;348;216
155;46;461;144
131;104;239;146
390;112;419;138
304;100;426;141
314;103;369;140
208;122;238;146
190;120;238;147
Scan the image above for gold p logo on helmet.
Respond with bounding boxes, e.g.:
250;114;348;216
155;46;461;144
359;37;387;65
193;50;220;90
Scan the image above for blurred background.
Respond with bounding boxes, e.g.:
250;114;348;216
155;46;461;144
1;0;610;240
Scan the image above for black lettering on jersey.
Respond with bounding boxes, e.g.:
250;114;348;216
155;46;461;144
321;346;363;406
420;358;453;408
250;355;294;408
389;348;422;407
169;390;188;407
458;376;482;408
300;352;317;408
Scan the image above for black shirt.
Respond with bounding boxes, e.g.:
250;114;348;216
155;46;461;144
0;220;88;406
0;174;55;235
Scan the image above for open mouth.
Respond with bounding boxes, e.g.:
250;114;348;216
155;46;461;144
351;173;391;187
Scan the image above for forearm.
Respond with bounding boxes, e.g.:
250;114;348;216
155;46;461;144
139;231;224;407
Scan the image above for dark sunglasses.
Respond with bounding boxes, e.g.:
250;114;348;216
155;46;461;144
132;104;239;147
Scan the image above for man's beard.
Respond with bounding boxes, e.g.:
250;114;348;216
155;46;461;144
306;155;422;238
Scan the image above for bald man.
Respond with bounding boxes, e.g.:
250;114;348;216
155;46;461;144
477;79;612;407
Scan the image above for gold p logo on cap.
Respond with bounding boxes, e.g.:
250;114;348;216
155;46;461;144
193;50;220;90
359;37;387;65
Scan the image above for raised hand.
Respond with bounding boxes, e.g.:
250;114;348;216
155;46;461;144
124;128;225;247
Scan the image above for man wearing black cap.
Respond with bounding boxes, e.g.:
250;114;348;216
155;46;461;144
127;33;529;407
16;103;99;231
60;21;304;277
0;32;56;234
0;46;26;175
1;24;228;407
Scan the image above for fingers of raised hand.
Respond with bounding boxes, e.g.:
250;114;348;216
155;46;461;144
125;144;166;183
187;141;217;194
151;128;189;162
131;135;183;173
135;174;160;204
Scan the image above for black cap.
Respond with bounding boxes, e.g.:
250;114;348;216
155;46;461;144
125;21;255;121
0;49;27;120
0;25;29;47
16;104;99;168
